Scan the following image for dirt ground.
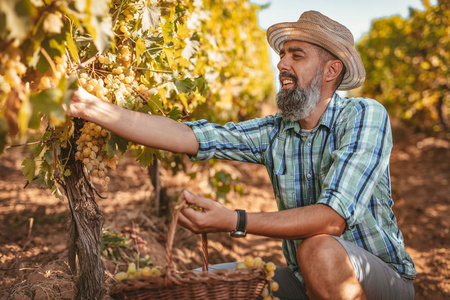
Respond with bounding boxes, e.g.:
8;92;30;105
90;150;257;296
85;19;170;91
0;119;449;300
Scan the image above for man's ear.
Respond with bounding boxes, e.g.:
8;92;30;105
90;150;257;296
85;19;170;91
324;60;343;84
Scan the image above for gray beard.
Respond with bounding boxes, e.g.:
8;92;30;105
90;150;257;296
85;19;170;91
276;68;323;122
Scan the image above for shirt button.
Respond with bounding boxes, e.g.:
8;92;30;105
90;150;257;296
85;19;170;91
307;173;312;178
307;142;311;147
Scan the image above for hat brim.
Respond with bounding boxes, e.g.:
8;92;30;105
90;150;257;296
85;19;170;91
267;22;365;91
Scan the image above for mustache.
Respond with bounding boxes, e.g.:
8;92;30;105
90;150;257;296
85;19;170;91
279;72;298;84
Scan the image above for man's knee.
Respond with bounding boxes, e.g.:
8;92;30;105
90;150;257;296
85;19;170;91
296;235;366;299
296;234;339;268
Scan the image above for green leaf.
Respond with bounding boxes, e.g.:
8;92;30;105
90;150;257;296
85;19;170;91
30;88;66;123
175;78;195;94
37;167;49;189
51;184;64;200
147;94;163;113
21;157;35;183
0;0;36;42
194;76;207;95
161;20;174;45
43;148;54;165
66;32;80;64
163;46;175;68
135;146;157;168
135;37;146;65
104;132;128;158
167;106;181;121
34;141;45;158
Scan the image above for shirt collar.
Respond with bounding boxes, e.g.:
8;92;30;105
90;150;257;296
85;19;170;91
317;92;340;131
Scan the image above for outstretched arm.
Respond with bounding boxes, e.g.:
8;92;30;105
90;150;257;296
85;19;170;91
177;190;346;239
69;87;199;155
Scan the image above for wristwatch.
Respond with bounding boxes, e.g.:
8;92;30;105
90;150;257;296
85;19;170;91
229;209;247;238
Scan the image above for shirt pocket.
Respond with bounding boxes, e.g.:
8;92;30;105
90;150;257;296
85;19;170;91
274;174;296;209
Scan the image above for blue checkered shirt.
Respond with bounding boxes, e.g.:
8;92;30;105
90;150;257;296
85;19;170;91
184;93;416;282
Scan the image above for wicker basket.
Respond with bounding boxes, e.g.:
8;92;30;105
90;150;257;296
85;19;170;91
110;201;268;300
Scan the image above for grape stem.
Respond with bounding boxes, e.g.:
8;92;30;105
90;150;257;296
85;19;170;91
131;66;174;74
40;48;58;77
5;140;47;149
74;51;101;70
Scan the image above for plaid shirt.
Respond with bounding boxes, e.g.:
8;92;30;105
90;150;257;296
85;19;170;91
185;93;416;282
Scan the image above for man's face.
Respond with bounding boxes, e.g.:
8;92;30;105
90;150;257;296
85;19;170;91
277;40;322;90
276;41;324;121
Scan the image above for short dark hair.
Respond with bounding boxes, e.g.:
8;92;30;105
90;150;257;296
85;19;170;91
313;45;346;89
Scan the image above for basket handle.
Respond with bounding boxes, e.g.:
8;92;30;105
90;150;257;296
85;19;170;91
165;199;209;275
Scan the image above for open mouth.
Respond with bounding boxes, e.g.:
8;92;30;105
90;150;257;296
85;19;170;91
281;79;295;89
279;72;297;90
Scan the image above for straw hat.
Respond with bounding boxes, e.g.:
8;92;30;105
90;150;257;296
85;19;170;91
267;10;365;91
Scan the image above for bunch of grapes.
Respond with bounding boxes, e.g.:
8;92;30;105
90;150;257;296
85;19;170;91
115;262;163;281
79;46;148;110
237;256;280;300
74;121;118;191
0;40;27;94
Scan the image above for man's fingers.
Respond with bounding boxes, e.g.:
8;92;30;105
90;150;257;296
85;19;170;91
178;205;205;234
182;190;214;210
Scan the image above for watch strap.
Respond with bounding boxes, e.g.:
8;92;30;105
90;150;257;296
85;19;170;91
235;209;247;233
229;209;247;237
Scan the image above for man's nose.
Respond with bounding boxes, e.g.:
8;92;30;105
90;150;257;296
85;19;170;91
277;55;290;73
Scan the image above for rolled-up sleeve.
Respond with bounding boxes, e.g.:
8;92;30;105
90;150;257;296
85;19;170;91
184;117;275;164
317;99;393;228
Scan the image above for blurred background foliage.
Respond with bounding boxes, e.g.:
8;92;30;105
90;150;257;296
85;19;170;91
350;0;449;133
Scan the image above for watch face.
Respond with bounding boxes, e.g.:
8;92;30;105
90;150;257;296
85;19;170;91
229;230;247;238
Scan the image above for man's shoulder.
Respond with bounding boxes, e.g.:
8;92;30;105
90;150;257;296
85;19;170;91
338;96;388;116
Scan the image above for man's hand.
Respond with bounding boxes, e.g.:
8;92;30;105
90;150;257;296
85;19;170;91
177;190;237;234
66;86;98;119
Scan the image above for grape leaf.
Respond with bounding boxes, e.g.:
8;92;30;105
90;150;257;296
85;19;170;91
82;0;113;52
66;32;80;64
141;4;160;32
135;37;146;65
0;0;36;41
147;94;163;114
167;106;181;121
161;20;174;44
30;88;66;124
181;34;200;60
21;157;35;183
104;132;128;158
194;76;207;95
135;146;157;168
175;78;195;94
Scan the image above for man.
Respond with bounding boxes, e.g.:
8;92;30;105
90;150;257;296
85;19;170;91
70;11;416;300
